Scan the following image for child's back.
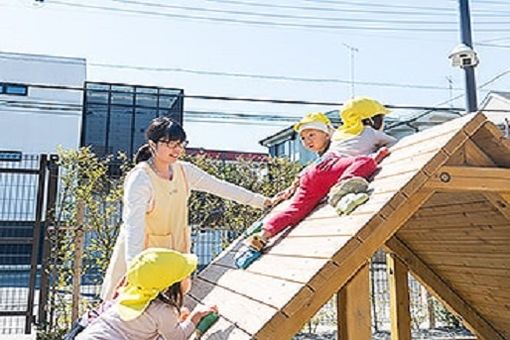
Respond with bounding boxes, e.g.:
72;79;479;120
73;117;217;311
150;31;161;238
330;125;396;158
76;300;194;340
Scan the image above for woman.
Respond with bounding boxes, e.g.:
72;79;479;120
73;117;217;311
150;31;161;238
101;117;273;299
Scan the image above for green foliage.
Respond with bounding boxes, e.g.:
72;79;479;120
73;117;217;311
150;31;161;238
434;300;463;328
40;148;301;336
183;154;302;231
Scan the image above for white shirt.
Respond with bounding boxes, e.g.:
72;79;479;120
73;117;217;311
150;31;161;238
330;126;397;157
122;161;267;263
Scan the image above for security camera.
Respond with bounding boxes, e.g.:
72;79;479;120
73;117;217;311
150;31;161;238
449;43;479;68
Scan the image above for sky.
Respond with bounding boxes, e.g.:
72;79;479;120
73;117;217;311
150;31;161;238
1;0;509;152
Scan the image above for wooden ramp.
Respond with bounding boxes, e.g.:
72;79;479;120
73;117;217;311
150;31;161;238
187;112;510;340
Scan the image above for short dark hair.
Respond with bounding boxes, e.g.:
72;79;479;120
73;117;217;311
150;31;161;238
362;114;384;130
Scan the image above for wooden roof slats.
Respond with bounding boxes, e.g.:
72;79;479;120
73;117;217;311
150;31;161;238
191;112;510;339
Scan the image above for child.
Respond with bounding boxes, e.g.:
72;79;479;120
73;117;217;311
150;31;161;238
76;248;217;340
236;98;395;269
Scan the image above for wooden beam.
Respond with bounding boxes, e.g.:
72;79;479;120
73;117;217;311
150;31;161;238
485;193;510;221
387;253;411;340
424;165;510;192
337;262;372;340
384;237;505;340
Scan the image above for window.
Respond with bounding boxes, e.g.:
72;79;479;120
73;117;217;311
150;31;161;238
0;83;28;96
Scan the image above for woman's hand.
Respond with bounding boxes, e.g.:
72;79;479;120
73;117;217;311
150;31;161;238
190;305;219;326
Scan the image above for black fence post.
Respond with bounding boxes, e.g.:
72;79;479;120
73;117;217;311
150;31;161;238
38;154;59;329
25;155;47;333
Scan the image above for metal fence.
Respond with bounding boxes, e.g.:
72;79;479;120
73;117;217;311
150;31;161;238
0;154;58;334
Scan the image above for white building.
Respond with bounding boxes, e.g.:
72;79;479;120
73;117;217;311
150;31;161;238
0;51;86;155
480;91;510;136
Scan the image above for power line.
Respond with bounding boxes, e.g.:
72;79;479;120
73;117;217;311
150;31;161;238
103;0;462;25
0;54;466;91
387;69;510;128
4;81;509;113
90;62;464;91
43;0;510;32
204;0;510;18
302;0;457;12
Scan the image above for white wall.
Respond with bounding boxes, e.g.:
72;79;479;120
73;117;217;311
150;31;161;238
0;52;86;154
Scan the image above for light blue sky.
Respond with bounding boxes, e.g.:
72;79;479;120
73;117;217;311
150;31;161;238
1;0;509;151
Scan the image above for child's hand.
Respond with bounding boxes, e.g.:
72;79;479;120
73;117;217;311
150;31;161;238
178;307;190;322
190;305;218;326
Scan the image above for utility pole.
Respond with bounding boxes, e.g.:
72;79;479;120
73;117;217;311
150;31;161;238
458;0;478;112
343;43;359;98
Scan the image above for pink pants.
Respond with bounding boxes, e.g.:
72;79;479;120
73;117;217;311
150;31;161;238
264;153;377;236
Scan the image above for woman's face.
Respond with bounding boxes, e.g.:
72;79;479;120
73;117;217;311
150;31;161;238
152;139;188;164
299;129;330;153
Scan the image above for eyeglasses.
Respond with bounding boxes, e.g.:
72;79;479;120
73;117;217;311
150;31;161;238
158;139;189;149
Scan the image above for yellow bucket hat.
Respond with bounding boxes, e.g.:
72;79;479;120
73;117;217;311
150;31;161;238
117;248;198;321
293;112;333;135
333;97;390;141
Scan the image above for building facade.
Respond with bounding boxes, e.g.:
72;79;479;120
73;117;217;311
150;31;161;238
81;82;184;158
0;51;86;154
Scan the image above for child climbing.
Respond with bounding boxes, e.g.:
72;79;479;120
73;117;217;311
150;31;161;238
235;97;396;269
76;248;217;340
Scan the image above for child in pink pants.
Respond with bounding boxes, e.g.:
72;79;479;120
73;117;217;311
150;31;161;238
237;101;394;265
264;151;377;237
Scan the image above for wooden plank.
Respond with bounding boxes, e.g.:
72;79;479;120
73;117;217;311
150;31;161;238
446;145;466;165
389;114;475;152
288;213;372;237
201;317;252;340
357;190;433;241
429;265;510;277
185;296;252;340
255;240;365;339
471;121;510;167
465;138;496;166
397;224;510;241
411;253;510;270
337;263;372;340
265;235;353;259
214;252;329;284
424;166;510;192
485;193;510;221
423;192;485;208
414;201;494;217
402;241;510;255
198;263;307;310
188;277;278;336
384;237;505;340
387;253;411;340
404;211;507;229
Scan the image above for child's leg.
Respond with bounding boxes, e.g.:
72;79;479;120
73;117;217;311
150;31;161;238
263;154;351;238
338;155;378;182
327;155;378;207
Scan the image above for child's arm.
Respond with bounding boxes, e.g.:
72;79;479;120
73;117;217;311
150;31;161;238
374;129;397;148
156;304;218;340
